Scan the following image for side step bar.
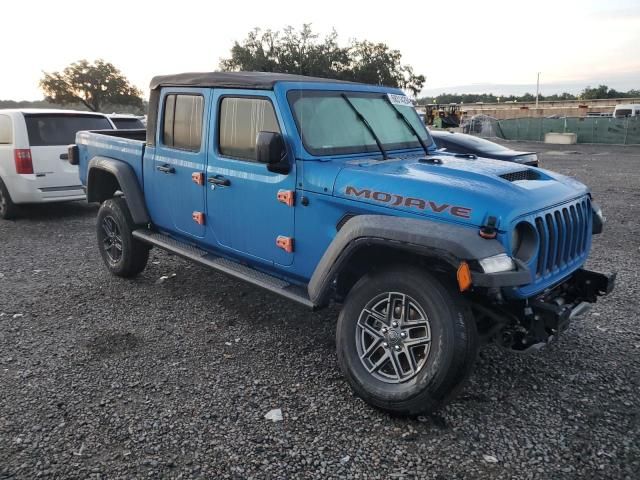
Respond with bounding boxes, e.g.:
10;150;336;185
133;230;316;309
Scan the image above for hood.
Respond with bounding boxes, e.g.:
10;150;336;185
333;153;589;231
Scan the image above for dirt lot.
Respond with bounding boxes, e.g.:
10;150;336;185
1;142;639;479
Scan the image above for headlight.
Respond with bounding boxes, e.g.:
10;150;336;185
511;222;537;262
478;253;516;273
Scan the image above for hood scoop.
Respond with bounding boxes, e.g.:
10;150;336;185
500;170;541;182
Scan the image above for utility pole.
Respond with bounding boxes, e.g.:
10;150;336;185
535;72;540;109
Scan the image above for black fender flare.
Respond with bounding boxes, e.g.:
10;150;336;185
307;215;510;306
87;156;150;225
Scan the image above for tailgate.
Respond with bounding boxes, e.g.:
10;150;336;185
30;145;82;189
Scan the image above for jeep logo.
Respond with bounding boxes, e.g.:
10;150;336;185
345;186;472;219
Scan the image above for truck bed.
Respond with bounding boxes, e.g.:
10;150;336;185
75;129;146;186
90;129;147;141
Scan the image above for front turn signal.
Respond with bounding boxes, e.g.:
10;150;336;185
457;261;472;292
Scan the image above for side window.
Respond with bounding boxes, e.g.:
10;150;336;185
219;97;280;161
162;94;203;151
0;115;12;144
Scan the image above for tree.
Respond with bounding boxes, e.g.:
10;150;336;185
220;25;425;97
40;59;143;112
579;85;610;100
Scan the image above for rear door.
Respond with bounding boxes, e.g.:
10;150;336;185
150;88;209;238
23;113;113;190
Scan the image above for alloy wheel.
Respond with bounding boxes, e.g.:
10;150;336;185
356;292;432;383
101;215;123;263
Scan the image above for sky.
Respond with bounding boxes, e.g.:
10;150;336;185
1;0;638;100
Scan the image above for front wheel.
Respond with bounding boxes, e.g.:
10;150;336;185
336;266;478;416
96;197;149;278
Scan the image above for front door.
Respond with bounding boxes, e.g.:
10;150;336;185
205;90;295;266
151;88;209;238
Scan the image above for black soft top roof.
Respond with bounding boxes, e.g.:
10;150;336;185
150;71;358;90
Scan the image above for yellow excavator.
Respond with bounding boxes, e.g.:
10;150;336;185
425;104;463;128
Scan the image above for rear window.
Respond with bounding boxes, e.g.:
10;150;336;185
24;114;113;146
162;94;204;151
111;117;144;129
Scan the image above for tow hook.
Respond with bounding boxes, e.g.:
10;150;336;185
569;301;591;319
479;216;498;239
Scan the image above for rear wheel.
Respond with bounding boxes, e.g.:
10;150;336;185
96;197;149;277
336;266;478;416
0;178;19;220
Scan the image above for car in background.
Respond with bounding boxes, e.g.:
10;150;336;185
430;130;538;166
613;104;640;118
107;114;145;129
0;109;114;219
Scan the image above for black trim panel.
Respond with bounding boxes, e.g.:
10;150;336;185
133;230;315;309
308;215;507;305
87;156;150;225
471;259;531;287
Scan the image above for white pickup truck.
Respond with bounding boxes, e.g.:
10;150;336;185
0;109;114;219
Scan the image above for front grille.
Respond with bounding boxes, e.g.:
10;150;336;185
500;170;540;182
533;198;591;277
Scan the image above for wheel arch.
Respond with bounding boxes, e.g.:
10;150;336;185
333;242;459;301
308;215;506;307
87;156;150;225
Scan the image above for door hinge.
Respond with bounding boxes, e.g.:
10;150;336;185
277;189;295;207
276;235;294;253
192;172;204;186
192;211;205;225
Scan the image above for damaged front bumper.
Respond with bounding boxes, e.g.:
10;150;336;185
474;268;616;351
529;269;615;336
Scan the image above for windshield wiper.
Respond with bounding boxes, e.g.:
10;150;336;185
340;93;388;160
383;95;431;157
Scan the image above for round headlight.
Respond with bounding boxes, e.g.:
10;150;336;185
511;222;537;262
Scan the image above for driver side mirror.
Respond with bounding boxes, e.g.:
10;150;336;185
256;131;290;174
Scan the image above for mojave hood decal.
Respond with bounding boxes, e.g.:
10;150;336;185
344;185;472;218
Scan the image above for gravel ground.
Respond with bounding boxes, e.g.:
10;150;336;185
1;142;639;479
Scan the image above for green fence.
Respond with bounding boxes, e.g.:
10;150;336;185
496;116;640;144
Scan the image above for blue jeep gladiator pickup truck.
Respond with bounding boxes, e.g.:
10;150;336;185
69;72;614;415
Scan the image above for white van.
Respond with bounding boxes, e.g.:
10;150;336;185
0;109;114;219
613;104;640;118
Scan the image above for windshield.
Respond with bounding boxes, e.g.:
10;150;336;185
24;114;112;146
287;90;432;156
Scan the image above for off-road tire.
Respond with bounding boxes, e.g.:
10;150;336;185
0;178;19;220
96;197;149;277
336;266;478;416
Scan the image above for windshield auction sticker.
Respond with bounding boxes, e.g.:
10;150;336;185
386;93;413;106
